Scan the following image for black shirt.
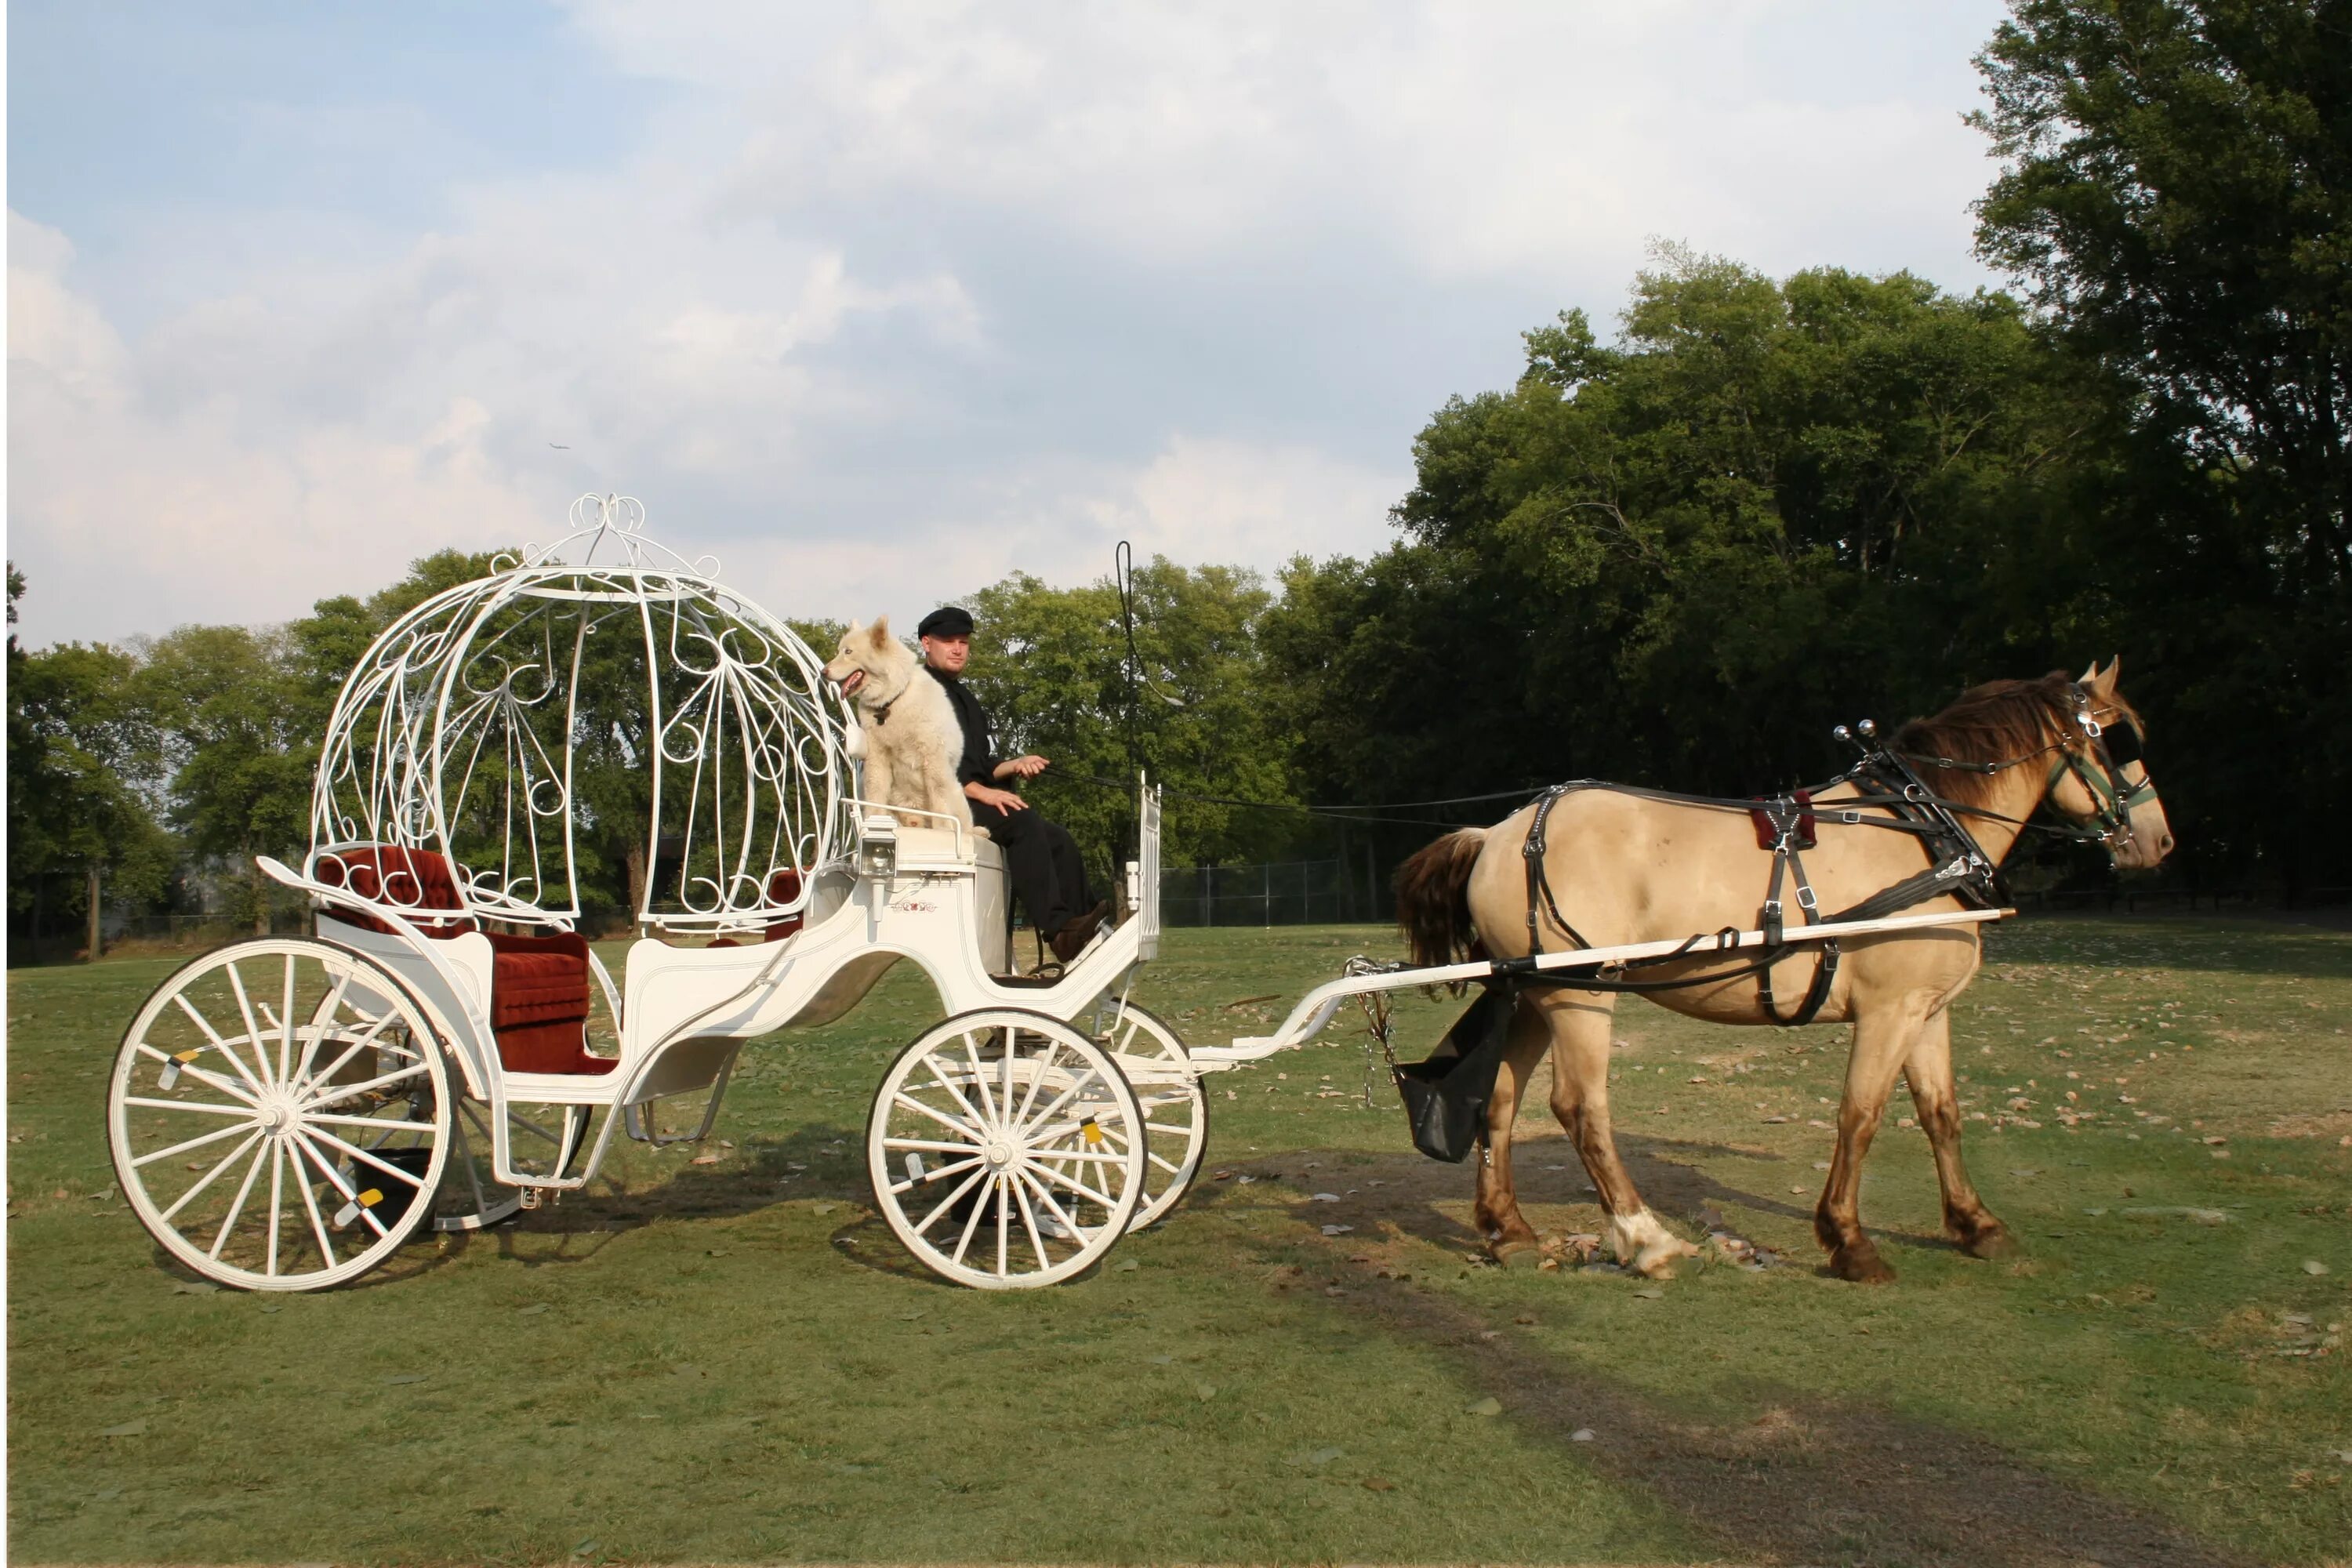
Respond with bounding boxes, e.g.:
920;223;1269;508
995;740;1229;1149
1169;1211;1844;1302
925;666;999;788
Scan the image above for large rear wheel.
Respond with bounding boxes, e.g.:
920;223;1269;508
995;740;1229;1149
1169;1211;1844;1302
867;1010;1145;1288
107;939;452;1290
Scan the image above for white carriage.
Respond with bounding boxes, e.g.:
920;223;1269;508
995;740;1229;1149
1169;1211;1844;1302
106;496;1203;1292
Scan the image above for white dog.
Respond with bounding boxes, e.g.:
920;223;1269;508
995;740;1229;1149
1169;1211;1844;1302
823;617;981;837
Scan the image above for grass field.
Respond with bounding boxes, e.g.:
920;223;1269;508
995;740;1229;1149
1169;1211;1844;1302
8;915;2350;1566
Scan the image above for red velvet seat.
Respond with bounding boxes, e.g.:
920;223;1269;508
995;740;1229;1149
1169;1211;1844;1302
314;845;476;938
485;931;613;1076
319;844;610;1075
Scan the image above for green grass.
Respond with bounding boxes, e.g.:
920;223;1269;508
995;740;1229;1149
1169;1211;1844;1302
9;916;2350;1565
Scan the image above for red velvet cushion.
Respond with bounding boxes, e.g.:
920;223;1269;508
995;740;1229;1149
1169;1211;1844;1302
315;846;474;938
485;931;613;1075
765;868;804;942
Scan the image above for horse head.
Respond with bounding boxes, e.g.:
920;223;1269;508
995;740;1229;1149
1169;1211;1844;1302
2044;658;2173;870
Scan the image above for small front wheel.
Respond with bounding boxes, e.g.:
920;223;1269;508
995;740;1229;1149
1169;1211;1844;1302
867;1010;1145;1288
1091;1000;1207;1230
107;939;452;1290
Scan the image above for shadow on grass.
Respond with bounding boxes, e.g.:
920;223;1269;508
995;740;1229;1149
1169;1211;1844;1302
1219;1145;2254;1568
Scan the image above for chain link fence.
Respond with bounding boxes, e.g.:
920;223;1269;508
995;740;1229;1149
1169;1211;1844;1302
1156;855;1389;927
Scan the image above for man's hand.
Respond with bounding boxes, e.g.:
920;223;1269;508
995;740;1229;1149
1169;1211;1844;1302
994;754;1050;780
970;783;1029;813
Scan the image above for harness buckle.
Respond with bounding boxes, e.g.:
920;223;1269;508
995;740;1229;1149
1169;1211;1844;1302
1796;884;1819;913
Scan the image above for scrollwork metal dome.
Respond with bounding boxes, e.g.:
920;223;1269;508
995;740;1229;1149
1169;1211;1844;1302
308;494;855;932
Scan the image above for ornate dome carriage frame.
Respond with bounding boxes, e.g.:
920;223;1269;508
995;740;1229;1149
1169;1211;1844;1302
106;495;1198;1293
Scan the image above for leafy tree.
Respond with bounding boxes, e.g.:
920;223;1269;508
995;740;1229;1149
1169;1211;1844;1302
1973;0;2352;890
1265;251;2118;873
140;625;315;933
960;558;1302;877
8;568;176;956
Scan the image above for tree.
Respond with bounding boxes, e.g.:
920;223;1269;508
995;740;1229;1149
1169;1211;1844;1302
1973;0;2352;890
140;625;315;933
8;567;176;956
1974;0;2352;587
962;559;1303;878
1264;251;2118;868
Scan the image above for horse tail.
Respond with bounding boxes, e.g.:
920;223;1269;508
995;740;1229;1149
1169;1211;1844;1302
1393;827;1487;968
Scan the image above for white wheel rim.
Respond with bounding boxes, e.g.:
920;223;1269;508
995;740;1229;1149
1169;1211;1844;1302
1094;1003;1207;1231
107;940;451;1290
868;1011;1145;1289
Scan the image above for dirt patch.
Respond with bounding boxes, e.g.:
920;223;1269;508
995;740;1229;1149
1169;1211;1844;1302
2267;1109;2352;1140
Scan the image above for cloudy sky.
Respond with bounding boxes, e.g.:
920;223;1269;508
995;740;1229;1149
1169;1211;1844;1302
8;1;2011;648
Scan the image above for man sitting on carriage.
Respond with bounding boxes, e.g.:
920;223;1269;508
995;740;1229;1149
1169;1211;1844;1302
916;606;1111;964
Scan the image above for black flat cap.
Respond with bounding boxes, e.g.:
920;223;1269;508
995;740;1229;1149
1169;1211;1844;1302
916;605;975;639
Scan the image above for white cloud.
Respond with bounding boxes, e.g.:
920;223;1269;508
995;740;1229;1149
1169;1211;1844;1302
9;2;2011;648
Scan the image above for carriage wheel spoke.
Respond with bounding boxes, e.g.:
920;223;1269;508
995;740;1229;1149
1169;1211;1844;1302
1022;1065;1104;1133
292;1131;390;1240
291;1146;339;1269
301;1125;432;1186
157;1129;265;1223
278;953;299;1083
209;1139;271;1260
169;995;268;1101
266;1143;285;1276
223;960;278;1090
136;1118;259;1171
291;967;355;1088
883;1137;984;1155
995;1174;1010;1279
1008;1167;1051;1272
949;1175;990;1266
299;1060;427;1108
296;1008;406;1099
124;1095;254;1117
135;1041;258;1106
1010;1035;1056;1127
1016;1167;1089;1243
914;1062;993;1136
913;1163;991;1236
889;1156;982;1198
961;1036;1000;1132
891;1089;984;1142
1029;1162;1120;1210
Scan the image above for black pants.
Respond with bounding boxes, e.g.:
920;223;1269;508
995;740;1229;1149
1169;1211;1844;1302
969;799;1093;936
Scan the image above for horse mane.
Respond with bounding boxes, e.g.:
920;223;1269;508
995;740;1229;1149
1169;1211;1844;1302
1892;672;2085;808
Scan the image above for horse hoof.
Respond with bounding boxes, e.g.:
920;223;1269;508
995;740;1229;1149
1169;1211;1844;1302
1493;1241;1544;1270
1961;1226;2018;1260
1830;1245;1896;1284
1632;1238;1700;1279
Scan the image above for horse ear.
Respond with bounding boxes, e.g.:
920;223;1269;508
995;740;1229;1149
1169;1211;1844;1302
2085;657;2121;697
868;615;892;648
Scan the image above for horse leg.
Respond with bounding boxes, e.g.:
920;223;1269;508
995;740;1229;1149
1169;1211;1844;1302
1542;993;1697;1278
1472;1000;1555;1266
1904;1005;2014;1258
1814;992;1933;1283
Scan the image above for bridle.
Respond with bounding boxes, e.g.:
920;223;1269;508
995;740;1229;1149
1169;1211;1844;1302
1904;683;2155;854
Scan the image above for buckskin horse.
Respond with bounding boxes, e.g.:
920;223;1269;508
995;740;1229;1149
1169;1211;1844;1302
1392;662;2172;1283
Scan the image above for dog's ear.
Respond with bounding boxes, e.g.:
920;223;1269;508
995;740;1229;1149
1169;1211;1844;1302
868;615;892;648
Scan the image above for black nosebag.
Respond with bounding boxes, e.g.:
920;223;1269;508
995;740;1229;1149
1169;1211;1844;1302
1392;982;1516;1163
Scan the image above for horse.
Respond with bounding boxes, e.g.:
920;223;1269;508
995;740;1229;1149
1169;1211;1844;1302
1390;661;2173;1283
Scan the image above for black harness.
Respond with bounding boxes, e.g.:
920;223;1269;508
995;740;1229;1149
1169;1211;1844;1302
1504;687;2145;1024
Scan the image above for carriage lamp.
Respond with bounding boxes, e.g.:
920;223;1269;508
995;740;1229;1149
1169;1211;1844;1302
859;813;898;881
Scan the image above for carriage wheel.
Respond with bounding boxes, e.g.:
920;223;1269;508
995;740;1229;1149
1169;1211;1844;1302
107;938;452;1290
866;1009;1145;1289
1091;1000;1208;1231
